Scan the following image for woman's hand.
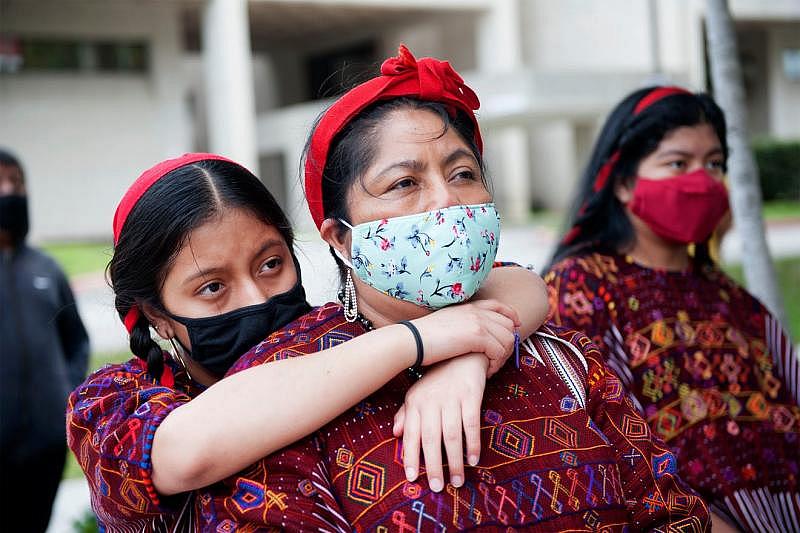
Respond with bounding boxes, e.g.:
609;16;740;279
411;299;519;374
392;353;488;492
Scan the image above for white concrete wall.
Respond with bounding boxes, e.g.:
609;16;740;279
767;25;800;139
0;0;192;242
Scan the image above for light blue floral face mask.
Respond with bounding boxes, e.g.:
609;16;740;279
338;203;501;308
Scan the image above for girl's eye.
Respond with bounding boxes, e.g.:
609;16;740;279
198;282;223;297
259;256;282;273
667;160;686;170
707;160;724;171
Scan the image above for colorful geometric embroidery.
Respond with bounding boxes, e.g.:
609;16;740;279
652;451;678;479
336;447;354;469
621;414;649;439
490;423;535;459
543;417;578;448
346;460;386;505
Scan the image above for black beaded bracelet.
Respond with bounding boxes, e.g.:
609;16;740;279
398;320;424;370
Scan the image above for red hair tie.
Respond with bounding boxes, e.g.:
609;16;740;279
304;44;482;229
113;152;239;333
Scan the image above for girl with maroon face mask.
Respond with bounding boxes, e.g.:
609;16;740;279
548;87;799;532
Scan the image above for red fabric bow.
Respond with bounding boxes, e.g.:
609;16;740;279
113;152;239;333
304;44;482;229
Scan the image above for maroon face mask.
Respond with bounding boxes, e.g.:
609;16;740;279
628;168;730;244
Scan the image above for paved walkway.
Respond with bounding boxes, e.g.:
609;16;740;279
51;220;800;531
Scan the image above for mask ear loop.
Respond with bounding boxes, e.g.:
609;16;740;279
334;219;358;321
169;337;193;382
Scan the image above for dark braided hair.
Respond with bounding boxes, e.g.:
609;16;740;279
549;87;727;268
108;160;293;379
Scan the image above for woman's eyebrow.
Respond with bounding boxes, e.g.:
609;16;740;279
375;159;425;177
656;149;693;159
443;148;477;167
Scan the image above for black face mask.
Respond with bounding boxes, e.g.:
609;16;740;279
0;195;29;246
164;260;311;376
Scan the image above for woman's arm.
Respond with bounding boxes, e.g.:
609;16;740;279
151;299;519;495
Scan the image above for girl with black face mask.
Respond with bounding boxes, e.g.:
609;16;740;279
66;153;549;530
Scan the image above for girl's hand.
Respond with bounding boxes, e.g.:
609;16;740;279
392;353;488;492
411;299;519;373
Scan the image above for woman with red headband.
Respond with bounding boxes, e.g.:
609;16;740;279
206;46;710;531
67;154;550;530
547;87;799;531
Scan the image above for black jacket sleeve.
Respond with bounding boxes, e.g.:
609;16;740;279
54;267;90;388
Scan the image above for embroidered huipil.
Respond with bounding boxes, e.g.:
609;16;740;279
203;302;709;532
66;313;342;532
67;356;200;531
547;252;800;532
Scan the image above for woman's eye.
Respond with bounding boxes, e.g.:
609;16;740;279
452;169;476;181
259;256;282;273
667;160;686;170
390;178;415;191
707;160;724;171
198;282;223;296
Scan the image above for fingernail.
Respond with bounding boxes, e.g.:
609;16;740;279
429;478;443;492
468;455;479;466
451;475;463;487
405;467;417;481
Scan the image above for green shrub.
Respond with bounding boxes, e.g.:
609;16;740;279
753;138;800;201
72;509;99;533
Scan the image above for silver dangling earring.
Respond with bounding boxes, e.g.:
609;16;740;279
343;270;358;322
169;338;193;381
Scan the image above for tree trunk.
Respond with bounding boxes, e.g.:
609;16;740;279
704;0;787;325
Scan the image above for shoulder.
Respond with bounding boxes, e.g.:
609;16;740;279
227;303;366;375
68;354;189;416
23;246;66;276
535;323;607;378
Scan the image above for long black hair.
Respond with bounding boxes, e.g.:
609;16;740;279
108;159;293;379
303;96;487;284
549;87;727;267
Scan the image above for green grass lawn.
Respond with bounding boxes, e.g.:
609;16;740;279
722;256;800;341
41;241;112;278
762;200;800;221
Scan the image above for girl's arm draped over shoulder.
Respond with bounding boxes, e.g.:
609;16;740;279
150;300;518;495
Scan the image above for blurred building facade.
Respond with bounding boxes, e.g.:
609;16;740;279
1;0;798;241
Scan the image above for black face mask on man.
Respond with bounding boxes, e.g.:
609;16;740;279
163;257;311;376
0;194;29;245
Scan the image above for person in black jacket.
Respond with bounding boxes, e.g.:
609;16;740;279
0;148;89;532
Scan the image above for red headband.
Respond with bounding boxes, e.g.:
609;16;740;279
565;86;692;244
304;44;482;228
592;86;691;192
113;152;237;332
